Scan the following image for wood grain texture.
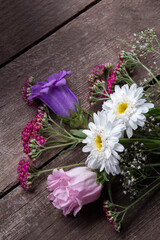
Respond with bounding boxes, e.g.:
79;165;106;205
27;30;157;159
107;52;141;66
0;0;98;195
0;0;160;239
0;0;97;66
1;147;160;240
1;0;160;194
0;0;159;192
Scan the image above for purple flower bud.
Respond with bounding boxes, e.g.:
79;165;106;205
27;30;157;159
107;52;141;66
29;70;79;117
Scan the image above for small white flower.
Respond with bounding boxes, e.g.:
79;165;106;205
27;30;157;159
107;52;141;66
82;111;125;175
102;84;154;138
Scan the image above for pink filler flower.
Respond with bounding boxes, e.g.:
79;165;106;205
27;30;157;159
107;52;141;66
47;167;102;216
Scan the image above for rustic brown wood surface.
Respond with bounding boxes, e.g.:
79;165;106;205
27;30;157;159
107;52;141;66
0;0;160;239
0;0;96;66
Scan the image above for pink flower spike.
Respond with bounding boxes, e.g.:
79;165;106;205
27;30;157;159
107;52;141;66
22;76;37;106
17;157;32;190
21;106;47;160
88;63;112;86
104;207;120;232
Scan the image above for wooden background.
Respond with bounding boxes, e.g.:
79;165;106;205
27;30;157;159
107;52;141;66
0;0;160;239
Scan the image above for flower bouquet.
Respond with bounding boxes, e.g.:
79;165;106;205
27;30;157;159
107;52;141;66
18;29;160;232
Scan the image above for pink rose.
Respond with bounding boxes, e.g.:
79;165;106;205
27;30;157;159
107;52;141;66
47;167;102;216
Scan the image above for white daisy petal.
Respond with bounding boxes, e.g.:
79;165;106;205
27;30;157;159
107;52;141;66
112;150;120;160
129;119;137;130
115;143;124;152
137;114;145;120
115;85;121;93
143;103;154;109
88;122;96;131
141;107;150;113
93;112;100;125
130;83;137;92
82;130;93;137
82;145;91;152
126;127;133;138
137;99;146;105
103;84;154;138
102;100;112;109
105;148;111;159
130;114;137;122
137;120;145;127
82;110;124;175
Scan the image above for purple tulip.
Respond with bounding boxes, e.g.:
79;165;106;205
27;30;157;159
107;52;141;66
29;70;79;117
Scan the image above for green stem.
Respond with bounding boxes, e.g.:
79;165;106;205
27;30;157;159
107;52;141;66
45;128;73;139
102;85;111;98
125;72;135;84
107;176;115;203
120;212;126;223
37;162;85;175
125;178;160;211
155;38;160;48
46;139;69;144
144;163;160;168
111;179;160;220
41;141;78;150
120;138;160;144
97;97;110;101
48;116;72;137
138;60;160;87
152;48;160;56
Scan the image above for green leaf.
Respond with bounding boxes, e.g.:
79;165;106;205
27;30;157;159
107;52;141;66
92;169;109;185
146;108;160;117
70;129;86;139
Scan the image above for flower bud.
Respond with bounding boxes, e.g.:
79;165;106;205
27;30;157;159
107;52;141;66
47;167;102;216
29;70;79;117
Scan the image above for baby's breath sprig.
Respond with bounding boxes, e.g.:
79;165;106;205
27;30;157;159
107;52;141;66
117;49;160;99
88;30;160;106
138;115;160;138
121;29;160;89
119;142;147;199
116;29;160;105
132;29;160;57
119;139;160;200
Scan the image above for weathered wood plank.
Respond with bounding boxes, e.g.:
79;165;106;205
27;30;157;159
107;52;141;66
1;147;160;240
0;0;97;66
1;0;160;195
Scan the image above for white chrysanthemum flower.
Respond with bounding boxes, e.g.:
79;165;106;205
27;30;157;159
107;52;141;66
82;111;125;175
102;84;154;138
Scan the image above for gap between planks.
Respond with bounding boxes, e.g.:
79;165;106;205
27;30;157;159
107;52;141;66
0;0;102;69
0;146;70;199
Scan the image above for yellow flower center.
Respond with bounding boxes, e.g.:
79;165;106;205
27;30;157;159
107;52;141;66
118;103;128;114
95;135;102;151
